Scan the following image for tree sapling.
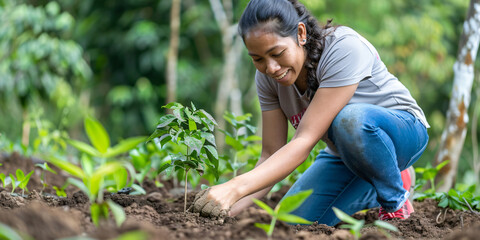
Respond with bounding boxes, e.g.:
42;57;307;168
148;102;219;213
252;189;313;238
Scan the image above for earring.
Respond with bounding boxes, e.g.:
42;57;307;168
302;39;307;43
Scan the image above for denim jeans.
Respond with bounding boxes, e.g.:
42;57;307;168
283;103;429;226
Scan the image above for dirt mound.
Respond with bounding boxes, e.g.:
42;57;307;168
1;152;480;239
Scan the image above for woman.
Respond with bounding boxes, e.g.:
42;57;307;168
191;0;429;226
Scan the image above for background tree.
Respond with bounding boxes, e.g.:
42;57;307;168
433;0;480;191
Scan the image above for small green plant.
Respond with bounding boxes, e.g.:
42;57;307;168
46;155;130;227
252;190;313;238
0;173;6;188
52;185;67;197
15;169;34;196
221;111;261;177
5;169;33;195
35;162;57;194
67;116;146;161
67;116;146;194
414;160;450;197
147;102;219;213
333;207;398;240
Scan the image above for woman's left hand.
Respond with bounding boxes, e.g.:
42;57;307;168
190;182;240;218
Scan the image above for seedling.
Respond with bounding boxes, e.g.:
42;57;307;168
68;116;147;161
52;185;67;197
221;111;261;177
67;116;146;194
9;174;17;193
0;173;7;188
333;207;398;240
147;102;219;213
15;169;34;196
35;162;57;194
252;189;313;238
46;155;131;227
414;160;450;197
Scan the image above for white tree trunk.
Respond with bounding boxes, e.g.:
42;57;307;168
166;0;181;106
209;0;243;150
434;0;480;191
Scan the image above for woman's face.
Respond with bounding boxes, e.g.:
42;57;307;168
244;27;307;90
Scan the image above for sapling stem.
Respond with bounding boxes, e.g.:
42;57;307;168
184;168;189;213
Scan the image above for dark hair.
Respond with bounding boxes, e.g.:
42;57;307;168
238;0;333;100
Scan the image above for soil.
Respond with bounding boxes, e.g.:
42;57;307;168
1;152;480;240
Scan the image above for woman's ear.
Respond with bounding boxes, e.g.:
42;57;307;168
297;22;307;46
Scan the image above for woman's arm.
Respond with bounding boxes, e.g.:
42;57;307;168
229;108;288;216
194;83;358;215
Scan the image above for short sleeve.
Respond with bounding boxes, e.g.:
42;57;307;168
317;34;375;88
255;70;280;111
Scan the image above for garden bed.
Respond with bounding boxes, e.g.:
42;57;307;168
1;152;479;240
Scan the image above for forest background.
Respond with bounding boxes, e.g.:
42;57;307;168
1;0;479;187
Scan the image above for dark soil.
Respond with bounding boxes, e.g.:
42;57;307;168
1;152;480;240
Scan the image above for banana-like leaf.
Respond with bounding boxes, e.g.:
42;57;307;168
85;117;110;154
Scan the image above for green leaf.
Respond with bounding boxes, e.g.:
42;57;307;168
185;135;203;156
200;132;216;147
130;184;147;195
204;145;218;160
115;230;148;240
15;169;25;181
45;155;85;179
85;117;110;153
159;134;172;147
277;213;312;224
104;136;146;158
173;108;185;122
252;198;274;216
332;207;358;225
107;200;126;227
225;135;243;151
189;119;197;131
254;223;271;235
244;135;262;142
147;129;166;142
91;203;101;226
68;139;101;157
0;223;23;240
436;160;450;171
374;220;398;231
81;154;94;176
438;196;449;208
163;102;184;109
114;168;128;191
156;114;176;128
0;173;6;187
35;162;57;174
90;162;124;197
18;170;33;189
9;174;17;193
278;189;313;214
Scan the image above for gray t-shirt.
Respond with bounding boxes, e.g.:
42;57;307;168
255;26;429;154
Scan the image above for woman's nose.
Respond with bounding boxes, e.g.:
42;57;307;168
266;60;280;75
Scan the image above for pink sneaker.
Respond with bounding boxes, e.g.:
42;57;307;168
378;167;415;220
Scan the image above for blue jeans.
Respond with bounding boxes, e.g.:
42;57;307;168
283;103;429;226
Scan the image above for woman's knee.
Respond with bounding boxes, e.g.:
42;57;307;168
329;104;374;143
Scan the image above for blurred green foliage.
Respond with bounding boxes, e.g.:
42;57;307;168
0;0;478;181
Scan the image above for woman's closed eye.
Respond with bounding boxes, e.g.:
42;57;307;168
272;50;285;57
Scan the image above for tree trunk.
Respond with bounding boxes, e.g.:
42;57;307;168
433;0;480;192
166;0;181;107
209;0;243;151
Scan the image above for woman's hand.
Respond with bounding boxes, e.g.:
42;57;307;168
190;181;240;218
